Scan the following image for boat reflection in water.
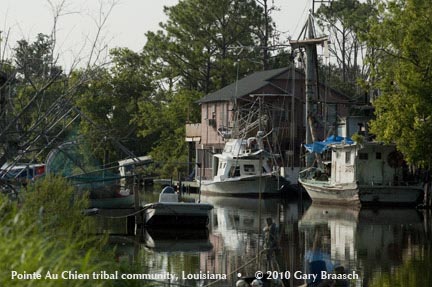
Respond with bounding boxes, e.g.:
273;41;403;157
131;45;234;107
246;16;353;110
200;195;302;285
299;204;427;286
144;228;213;253
97;190;431;287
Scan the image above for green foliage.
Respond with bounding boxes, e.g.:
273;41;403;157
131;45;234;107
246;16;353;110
144;0;273;94
315;0;377;101
366;0;432;167
133;0;289;177
369;248;432;287
0;176;103;287
0;175;155;287
137;89;202;177
1;33;74;165
351;133;364;144
23;174;92;235
76;49;154;162
14;33;62;80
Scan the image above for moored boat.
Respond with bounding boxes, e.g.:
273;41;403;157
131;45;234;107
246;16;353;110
299;140;423;206
143;186;213;228
200;133;287;197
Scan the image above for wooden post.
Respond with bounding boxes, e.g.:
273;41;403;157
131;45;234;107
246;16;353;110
133;174;142;229
134;174;140;210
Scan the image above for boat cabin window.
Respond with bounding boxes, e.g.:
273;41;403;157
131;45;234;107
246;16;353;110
243;164;255;174
336;151;340;159
224;145;232;153
376;152;382;160
219;162;227;169
229;165;241;177
345;151;351;164
359;153;368;160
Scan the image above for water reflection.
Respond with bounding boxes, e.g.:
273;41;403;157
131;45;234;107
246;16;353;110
201;195;302;286
300;204;428;287
95;190;431;287
144;229;213;252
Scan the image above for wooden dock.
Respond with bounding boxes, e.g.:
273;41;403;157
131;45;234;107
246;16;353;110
153;178;200;192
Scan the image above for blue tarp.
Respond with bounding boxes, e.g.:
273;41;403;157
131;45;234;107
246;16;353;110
304;135;354;154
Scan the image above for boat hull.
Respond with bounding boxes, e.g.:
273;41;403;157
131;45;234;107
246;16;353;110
299;180;360;205
144;202;213;228
200;175;283;197
299;179;423;206
358;185;424;206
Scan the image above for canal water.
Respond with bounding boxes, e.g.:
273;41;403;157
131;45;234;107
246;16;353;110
93;187;432;287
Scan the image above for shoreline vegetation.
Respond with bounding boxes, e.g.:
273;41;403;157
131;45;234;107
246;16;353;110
0;175;152;287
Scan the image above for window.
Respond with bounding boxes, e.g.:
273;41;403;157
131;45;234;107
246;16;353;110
376;152;382;160
359;153;368;160
234;166;240;177
243;164;255;174
229;165;241;177
345;151;351;164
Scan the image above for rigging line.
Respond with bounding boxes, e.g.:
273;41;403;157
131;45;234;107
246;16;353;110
34;114;80;158
16;85;77;142
293;0;313;38
48;145;89;175
92;205;154;219
10;114;80;179
73;106;137;159
2;115;76;175
18;107;74;149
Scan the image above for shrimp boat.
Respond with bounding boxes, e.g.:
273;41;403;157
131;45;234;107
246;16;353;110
292;13;423;207
299;139;423;206
200;131;286;197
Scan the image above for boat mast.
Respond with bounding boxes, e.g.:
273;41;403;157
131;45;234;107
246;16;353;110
290;12;328;167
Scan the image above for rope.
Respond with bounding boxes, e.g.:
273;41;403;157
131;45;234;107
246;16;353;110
92;204;154;219
91;201;184;219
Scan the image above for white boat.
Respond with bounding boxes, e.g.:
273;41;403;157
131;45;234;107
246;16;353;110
200;133;287;197
299;140;423;206
0;162;45;181
292;15;423;207
143;186;213;228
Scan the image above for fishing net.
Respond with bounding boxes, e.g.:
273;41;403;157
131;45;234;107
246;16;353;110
45;140;121;198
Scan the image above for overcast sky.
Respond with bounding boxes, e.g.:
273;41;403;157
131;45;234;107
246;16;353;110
1;0;317;68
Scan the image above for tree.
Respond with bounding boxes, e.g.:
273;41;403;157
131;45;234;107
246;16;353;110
366;0;432;167
14;33;62;81
315;0;377;100
135;0;285;177
76;48;155;162
0;33;70;167
144;0;276;94
0;0;118;171
136;89;202;177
